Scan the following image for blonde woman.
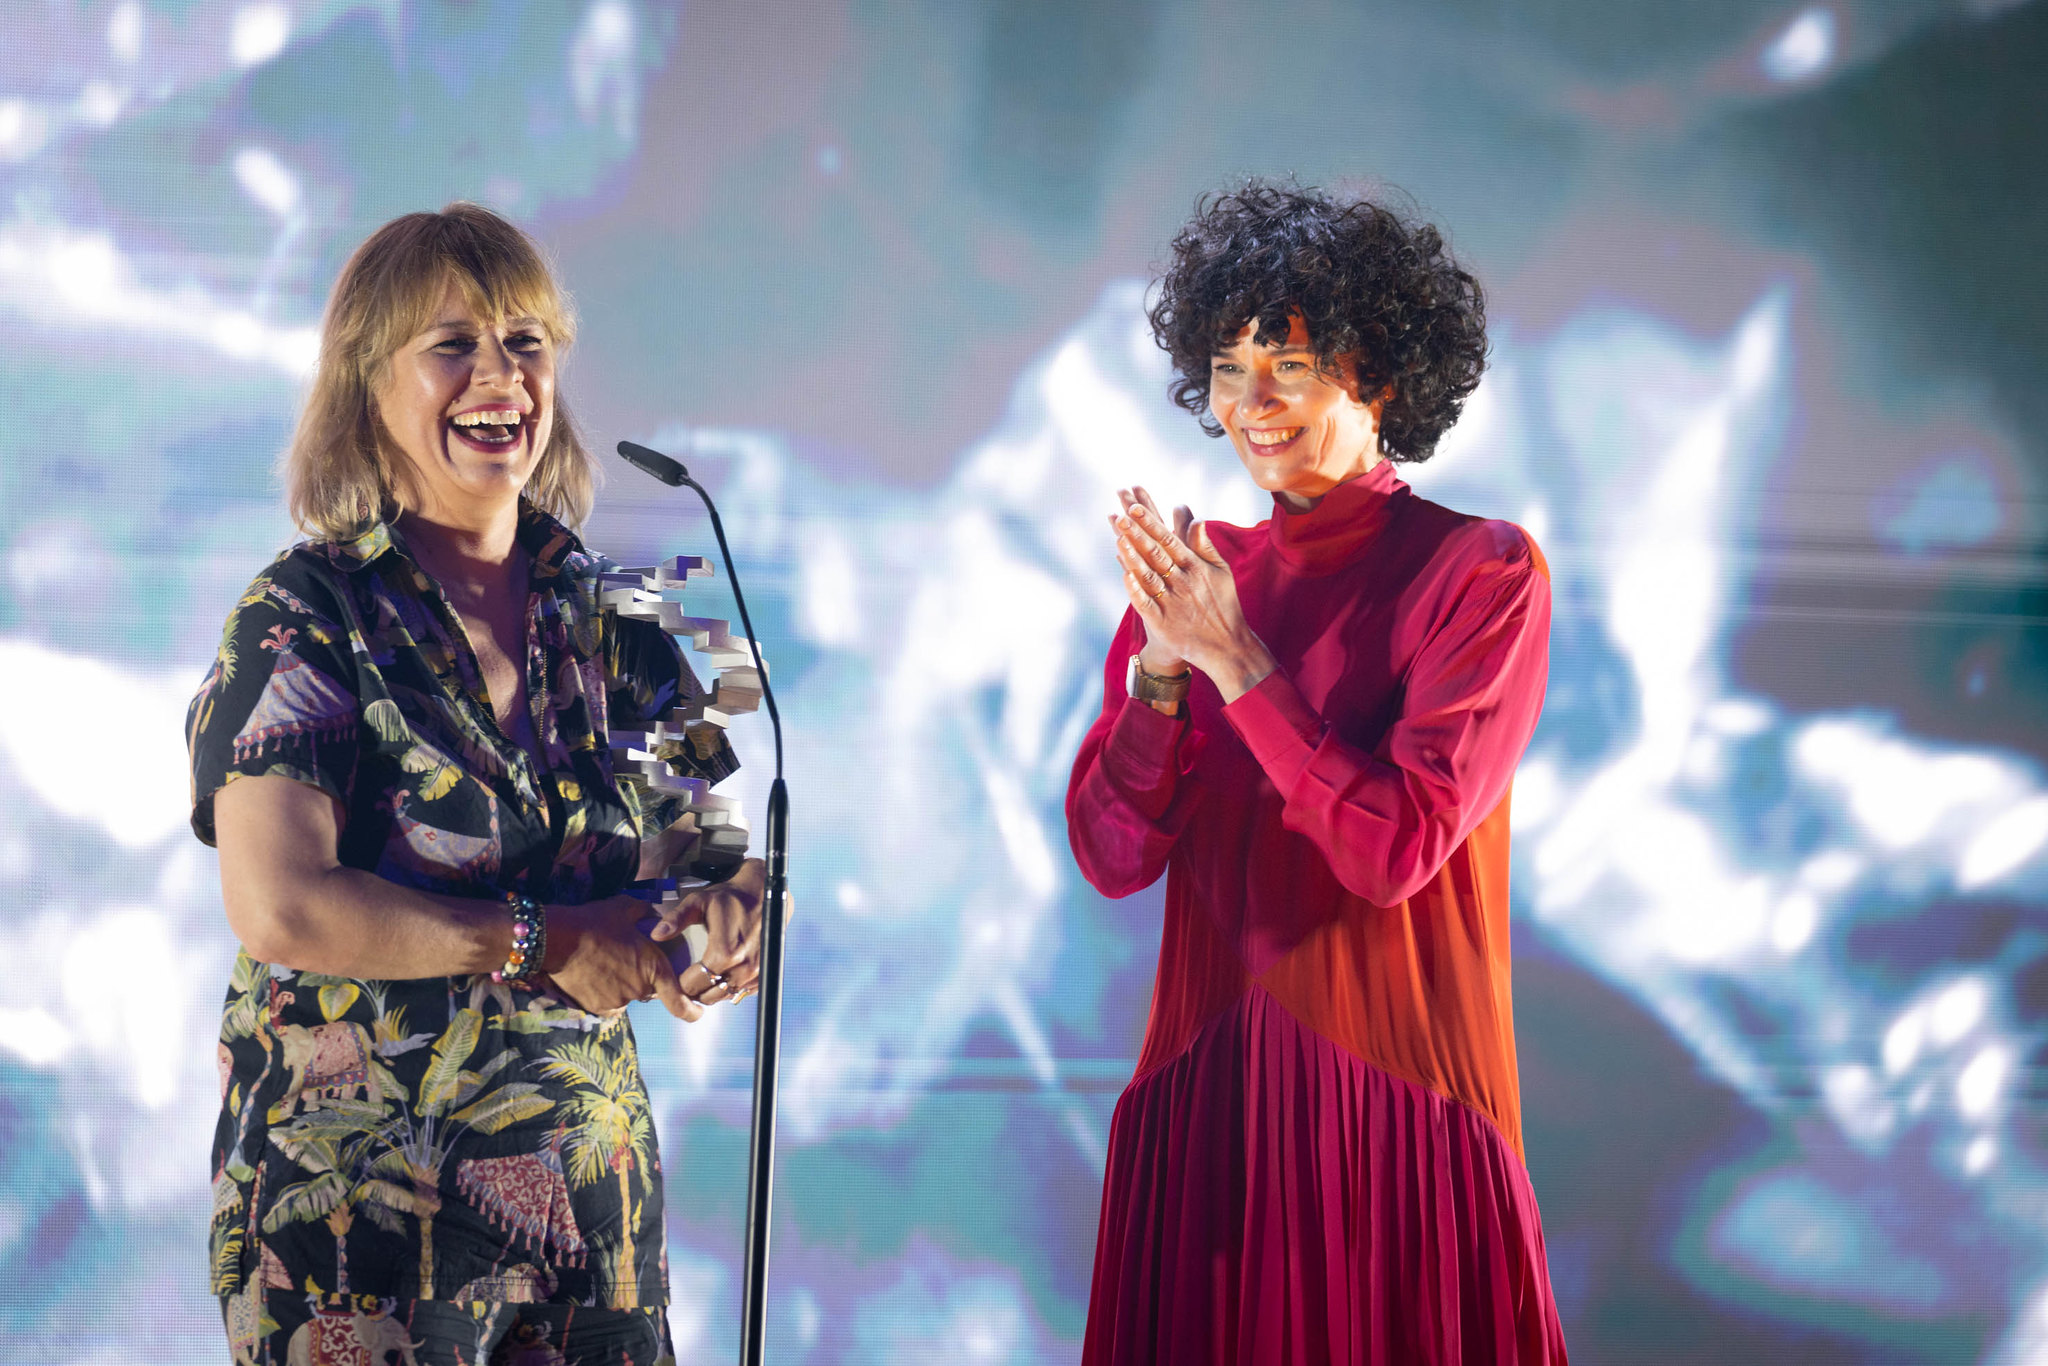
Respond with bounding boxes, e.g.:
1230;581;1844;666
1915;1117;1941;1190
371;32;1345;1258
188;203;765;1365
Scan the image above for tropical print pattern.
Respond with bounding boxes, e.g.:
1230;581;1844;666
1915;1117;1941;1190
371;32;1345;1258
225;1292;674;1365
188;503;735;1365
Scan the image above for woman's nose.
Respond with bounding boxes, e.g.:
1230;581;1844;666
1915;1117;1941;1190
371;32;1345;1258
474;337;520;386
1245;376;1285;415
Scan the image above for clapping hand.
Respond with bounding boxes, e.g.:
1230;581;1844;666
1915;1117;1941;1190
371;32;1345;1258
1110;486;1275;704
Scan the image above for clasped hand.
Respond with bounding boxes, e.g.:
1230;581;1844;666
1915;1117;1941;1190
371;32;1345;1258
1111;486;1275;703
544;857;774;1023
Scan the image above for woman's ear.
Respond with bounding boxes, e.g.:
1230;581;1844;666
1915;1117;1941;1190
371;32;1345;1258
1354;381;1389;458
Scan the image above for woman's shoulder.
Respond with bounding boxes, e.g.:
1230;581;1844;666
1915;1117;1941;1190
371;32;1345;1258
1398;494;1546;579
224;531;400;640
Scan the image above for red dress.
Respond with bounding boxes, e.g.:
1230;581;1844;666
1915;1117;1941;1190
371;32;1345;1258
1068;461;1568;1365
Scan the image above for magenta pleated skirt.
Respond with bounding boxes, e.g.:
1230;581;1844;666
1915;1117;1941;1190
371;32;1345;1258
1082;988;1569;1366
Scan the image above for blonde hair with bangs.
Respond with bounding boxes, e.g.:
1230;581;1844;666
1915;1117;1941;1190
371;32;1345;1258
285;202;596;540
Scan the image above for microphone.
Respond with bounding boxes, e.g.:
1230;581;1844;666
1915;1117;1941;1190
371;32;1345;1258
614;439;788;1366
617;439;687;487
615;440;782;775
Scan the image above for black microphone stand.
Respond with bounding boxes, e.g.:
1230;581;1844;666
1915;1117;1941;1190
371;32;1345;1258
618;439;788;1366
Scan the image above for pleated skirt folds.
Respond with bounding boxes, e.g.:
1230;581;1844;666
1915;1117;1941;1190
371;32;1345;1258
1082;988;1568;1366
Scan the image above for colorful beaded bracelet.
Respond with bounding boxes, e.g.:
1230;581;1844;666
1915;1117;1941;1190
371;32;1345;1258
493;893;547;986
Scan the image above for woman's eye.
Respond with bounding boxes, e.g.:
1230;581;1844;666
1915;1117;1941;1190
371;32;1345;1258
509;333;545;351
434;338;474;353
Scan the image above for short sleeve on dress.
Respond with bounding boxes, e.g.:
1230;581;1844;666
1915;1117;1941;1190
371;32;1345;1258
187;554;362;846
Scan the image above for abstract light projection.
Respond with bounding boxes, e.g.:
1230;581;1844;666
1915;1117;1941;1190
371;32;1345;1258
0;2;2042;1364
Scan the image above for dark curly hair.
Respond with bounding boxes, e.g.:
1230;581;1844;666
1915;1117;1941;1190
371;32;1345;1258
1148;180;1488;462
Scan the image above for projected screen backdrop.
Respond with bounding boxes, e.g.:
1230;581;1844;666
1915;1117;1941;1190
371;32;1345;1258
2;2;2044;1362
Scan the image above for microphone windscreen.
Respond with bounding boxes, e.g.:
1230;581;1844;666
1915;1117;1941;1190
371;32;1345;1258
617;440;688;486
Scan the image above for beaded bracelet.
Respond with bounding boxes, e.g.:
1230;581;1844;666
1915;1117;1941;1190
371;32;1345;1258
492;893;547;986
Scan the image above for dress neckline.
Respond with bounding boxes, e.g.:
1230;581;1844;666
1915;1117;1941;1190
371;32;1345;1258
1265;458;1406;572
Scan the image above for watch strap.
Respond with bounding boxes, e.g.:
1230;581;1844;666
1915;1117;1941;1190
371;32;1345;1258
1126;653;1192;704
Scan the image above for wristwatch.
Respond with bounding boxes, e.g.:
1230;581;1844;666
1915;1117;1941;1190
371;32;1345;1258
1126;653;1192;705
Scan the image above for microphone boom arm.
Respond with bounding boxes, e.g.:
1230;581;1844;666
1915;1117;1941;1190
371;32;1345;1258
617;439;788;1366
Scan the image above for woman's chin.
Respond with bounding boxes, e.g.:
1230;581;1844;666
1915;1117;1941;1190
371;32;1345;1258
456;460;530;489
435;444;538;495
1240;458;1313;498
414;464;534;517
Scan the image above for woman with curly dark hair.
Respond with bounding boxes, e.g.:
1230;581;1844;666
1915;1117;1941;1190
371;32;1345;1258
1067;181;1568;1363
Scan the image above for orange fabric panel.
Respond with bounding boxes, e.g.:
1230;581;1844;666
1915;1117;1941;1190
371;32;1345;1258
1252;793;1523;1159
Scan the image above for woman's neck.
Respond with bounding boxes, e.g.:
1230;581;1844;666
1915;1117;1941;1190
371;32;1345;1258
1274;448;1382;513
397;501;524;598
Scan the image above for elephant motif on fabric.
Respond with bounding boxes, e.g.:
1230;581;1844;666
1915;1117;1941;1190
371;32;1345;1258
272;1021;378;1118
284;1295;420;1366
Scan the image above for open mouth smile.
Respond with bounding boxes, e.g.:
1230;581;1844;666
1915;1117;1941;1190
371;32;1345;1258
1244;426;1305;453
447;407;525;451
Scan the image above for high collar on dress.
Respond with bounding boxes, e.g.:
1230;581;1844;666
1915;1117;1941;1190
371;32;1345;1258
1265;458;1406;572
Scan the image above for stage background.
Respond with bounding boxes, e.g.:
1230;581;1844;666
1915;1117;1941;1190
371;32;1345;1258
2;1;2045;1361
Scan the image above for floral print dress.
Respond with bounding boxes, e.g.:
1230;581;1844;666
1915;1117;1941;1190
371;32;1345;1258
187;504;737;1366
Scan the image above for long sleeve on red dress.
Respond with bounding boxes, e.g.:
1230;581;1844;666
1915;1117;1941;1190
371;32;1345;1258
1066;612;1208;897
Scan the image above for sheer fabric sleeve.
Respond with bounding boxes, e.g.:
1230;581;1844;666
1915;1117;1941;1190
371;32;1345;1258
1065;609;1207;898
186;557;363;847
1221;530;1551;907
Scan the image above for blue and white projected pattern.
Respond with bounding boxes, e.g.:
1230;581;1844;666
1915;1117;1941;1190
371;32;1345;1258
2;2;2044;1363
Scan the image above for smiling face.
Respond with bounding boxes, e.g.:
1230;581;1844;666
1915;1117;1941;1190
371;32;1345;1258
1208;314;1382;509
372;274;556;525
